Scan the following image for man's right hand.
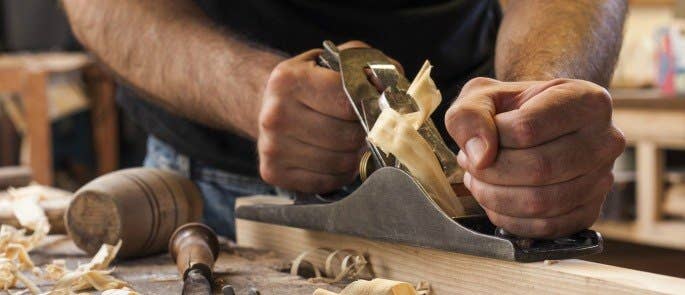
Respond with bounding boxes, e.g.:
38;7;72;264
257;42;369;193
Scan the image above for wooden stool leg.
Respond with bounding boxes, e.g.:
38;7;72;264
22;71;52;185
636;142;664;228
85;65;118;175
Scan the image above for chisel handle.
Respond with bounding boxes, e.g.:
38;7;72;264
0;166;32;190
169;223;220;280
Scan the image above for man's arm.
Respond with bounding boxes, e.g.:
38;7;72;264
496;0;627;86
62;0;284;138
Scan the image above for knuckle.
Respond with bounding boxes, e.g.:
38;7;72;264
258;137;281;159
609;127;627;157
599;172;615;193
511;116;538;147
259;102;287;132
340;40;370;49
584;84;613;120
484;210;504;228
462;77;497;94
259;161;279;185
268;63;298;90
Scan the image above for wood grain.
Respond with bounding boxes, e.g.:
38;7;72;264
236;197;685;295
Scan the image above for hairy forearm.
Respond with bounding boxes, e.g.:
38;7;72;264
62;0;284;138
495;0;627;86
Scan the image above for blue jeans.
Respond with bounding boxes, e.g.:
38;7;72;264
143;136;278;240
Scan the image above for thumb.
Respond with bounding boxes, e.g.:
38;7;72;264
445;78;500;170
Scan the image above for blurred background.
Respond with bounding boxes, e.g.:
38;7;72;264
0;0;684;280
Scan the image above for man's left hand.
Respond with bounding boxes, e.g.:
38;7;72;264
445;78;626;238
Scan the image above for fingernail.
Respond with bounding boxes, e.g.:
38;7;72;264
463;172;472;189
457;150;468;167
465;137;486;166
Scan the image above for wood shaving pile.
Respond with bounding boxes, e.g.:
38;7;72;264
0;186;136;294
368;61;465;217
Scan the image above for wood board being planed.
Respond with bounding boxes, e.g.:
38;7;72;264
236;196;685;295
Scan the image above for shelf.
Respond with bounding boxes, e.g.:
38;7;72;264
593;220;685;251
611;88;685;109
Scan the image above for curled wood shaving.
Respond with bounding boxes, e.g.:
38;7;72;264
81;241;122;271
368;61;466;217
368;109;464;217
291;248;371;284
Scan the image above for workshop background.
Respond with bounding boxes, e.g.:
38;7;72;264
0;0;685;289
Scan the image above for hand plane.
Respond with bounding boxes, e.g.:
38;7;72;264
236;41;603;262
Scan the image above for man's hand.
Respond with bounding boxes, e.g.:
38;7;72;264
258;42;370;193
445;77;625;238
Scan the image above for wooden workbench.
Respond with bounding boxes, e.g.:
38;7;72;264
23;236;342;295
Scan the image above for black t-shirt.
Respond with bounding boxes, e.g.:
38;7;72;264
117;0;502;176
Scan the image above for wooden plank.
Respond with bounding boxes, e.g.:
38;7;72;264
635;142;664;228
236;198;685;295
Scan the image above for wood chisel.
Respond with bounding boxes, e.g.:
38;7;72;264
169;223;220;295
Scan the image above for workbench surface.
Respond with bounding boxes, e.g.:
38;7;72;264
25;236;342;295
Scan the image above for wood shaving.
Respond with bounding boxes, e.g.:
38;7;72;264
291;248;371;284
404;61;441;130
314;278;420;295
368;61;467;217
41;260;67;281
49;240;128;294
8;188;49;232
368;108;464;217
0;219;50;294
0;185;132;295
102;287;141;295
